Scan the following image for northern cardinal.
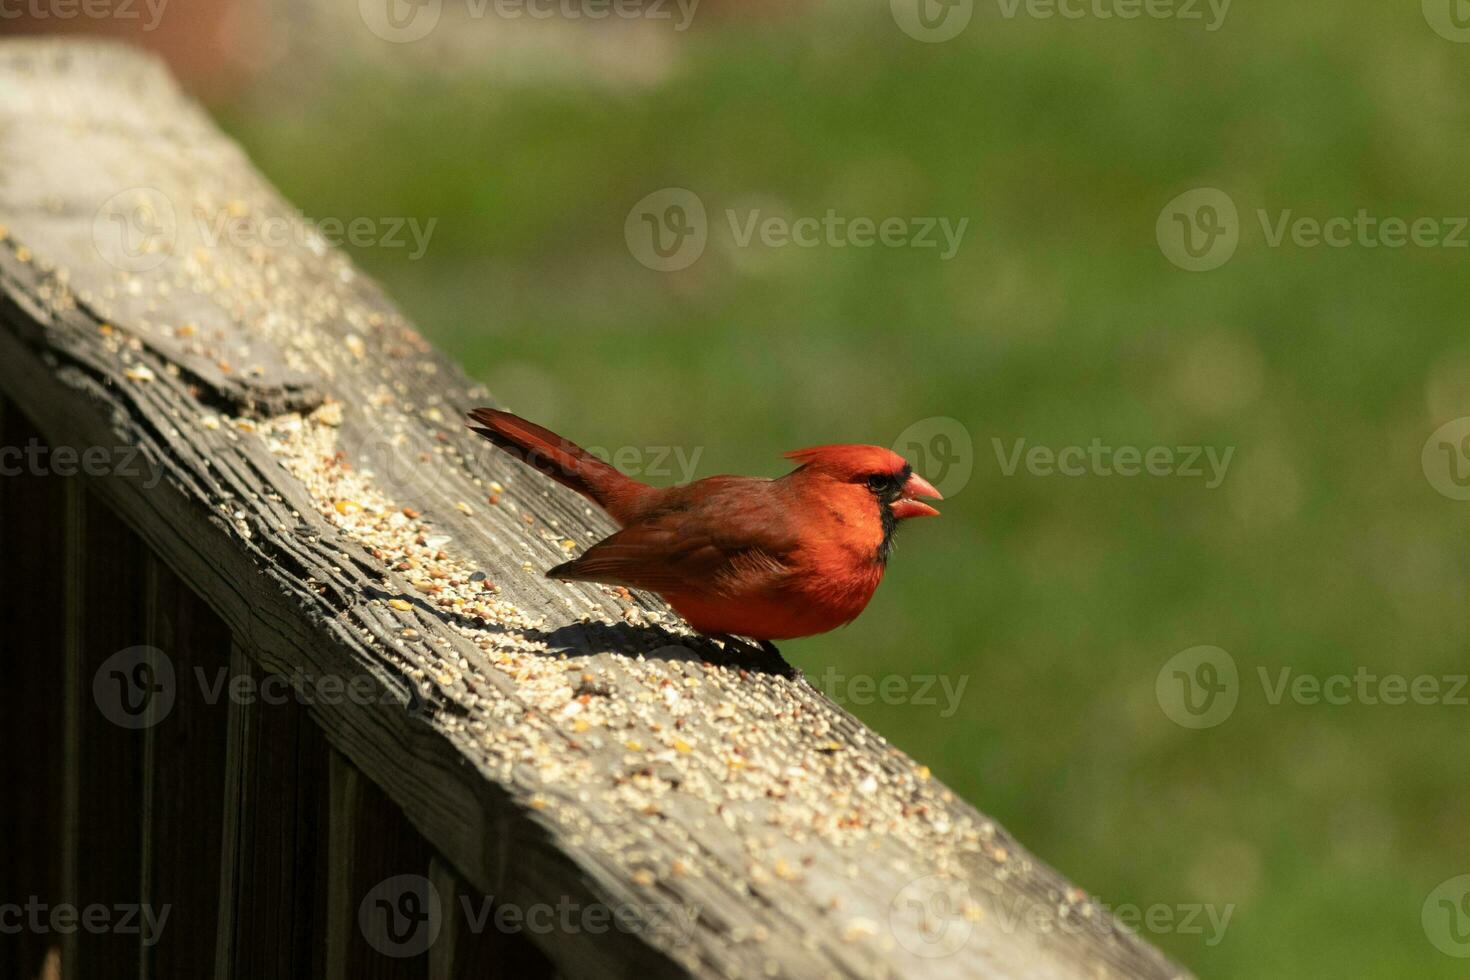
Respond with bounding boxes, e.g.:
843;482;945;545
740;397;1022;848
467;409;941;642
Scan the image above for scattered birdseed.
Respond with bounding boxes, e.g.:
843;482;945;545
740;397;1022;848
237;399;1005;969
315;401;344;427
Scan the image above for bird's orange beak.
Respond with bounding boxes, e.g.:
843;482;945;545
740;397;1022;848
890;472;942;519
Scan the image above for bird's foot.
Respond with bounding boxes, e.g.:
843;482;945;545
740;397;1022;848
705;632;780;657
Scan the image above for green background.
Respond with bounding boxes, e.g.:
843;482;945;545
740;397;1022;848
216;5;1470;975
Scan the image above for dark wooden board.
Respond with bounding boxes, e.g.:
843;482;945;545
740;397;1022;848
0;403;70;980
69;489;148;978
141;556;234;980
222;646;331;980
323;749;434;980
428;856;558;980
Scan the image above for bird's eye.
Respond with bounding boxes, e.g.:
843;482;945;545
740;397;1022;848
865;474;889;493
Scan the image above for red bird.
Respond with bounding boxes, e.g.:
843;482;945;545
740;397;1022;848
467;409;941;642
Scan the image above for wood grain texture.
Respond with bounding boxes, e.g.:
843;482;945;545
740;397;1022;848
0;39;1191;980
223;644;330;980
427;855;558;980
69;489;149;978
0;404;70;980
324;748;434;980
141;555;234;980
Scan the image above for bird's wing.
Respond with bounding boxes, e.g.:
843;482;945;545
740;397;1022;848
547;477;800;598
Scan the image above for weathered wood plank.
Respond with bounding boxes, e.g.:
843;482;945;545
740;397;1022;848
61;475;83;977
324;748;433;980
140;555;233;980
68;488;149;977
428;856;558;980
0;39;1190;980
0;403;70;980
222;644;330;980
212;643;252;980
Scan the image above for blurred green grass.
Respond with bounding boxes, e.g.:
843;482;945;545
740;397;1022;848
219;5;1470;975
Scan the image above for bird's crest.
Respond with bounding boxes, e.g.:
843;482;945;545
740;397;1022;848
783;444;910;478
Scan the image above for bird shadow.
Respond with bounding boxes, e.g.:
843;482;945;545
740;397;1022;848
362;585;797;679
531;620;798;678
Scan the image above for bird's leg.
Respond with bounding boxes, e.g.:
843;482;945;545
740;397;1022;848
705;632;780;659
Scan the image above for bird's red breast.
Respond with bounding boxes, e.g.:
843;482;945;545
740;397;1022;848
467;409;941;640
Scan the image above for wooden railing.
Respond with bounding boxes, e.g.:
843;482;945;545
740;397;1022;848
0;39;1189;980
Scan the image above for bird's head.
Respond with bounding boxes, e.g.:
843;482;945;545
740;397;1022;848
784;444;942;519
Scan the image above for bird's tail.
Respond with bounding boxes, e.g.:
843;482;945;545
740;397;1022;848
467;408;644;522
